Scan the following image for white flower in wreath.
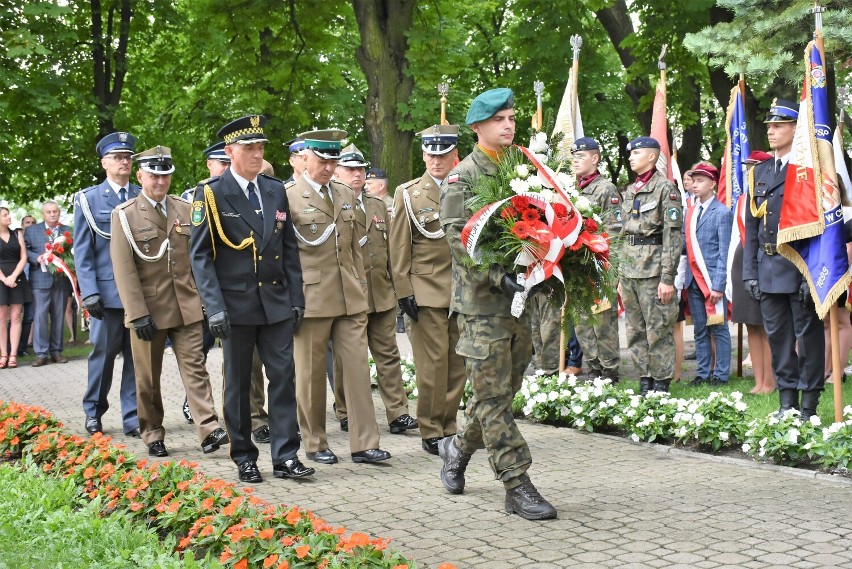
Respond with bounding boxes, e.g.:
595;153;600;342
529;132;548;153
516;164;530;178
758;437;768;448
612;415;623;425
560;406;570;416
575;195;592;213
509;178;530;194
527;174;543;190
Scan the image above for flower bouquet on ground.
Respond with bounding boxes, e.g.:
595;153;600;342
462;138;616;321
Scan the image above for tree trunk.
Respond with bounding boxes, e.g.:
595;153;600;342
352;0;416;190
89;0;133;142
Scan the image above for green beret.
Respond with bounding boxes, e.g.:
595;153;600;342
465;88;514;125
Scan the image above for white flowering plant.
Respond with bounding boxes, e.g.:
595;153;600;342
514;371;576;424
808;405;852;472
672;391;749;451
626;392;682;443
368;354;419;399
566;377;631;432
741;410;821;466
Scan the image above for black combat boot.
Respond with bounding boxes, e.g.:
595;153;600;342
639;377;653;396
799;390;822;422
776;389;799;418
439;436;471;495
504;474;557;520
604;370;620;384
652;379;670;394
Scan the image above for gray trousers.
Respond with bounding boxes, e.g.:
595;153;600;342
32;284;68;357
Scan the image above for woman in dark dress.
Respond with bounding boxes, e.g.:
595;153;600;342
0;207;31;369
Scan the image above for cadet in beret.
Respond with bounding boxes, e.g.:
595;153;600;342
331;145;418;437
743;99;824;419
619;136;682;396
110;147;229;458
73;132;140;438
390;124;466;455
285;138;306;184
190;115;313;483
439;88;556;520
571;137;622;382
285;129;391;465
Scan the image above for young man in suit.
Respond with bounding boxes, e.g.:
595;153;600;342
73;132;140;438
743;99;825;419
24;201;72;367
683;162;733;385
190;115;313;483
111;146;228;458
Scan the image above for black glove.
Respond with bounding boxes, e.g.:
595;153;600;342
798;280;812;306
744;279;762;303
208;310;231;340
131;315;157;341
398;295;419;322
83;294;105;320
500;274;524;298
292;306;304;331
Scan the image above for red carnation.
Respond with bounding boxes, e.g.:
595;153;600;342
511;221;533;239
54;246;65;254
45;229;51;236
585;218;599;232
501;206;518;220
45;243;53;251
511;196;530;211
63;231;71;239
552;203;568;218
522;208;540;223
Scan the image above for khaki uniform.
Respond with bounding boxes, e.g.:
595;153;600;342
619;169;682;381
390;174;465;439
440;147;533;489
110;195;222;446
286;177;380;454
333;193;409;423
574;174;622;377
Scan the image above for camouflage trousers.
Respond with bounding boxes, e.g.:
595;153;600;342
455;313;533;489
527;289;562;375
621;277;677;380
574;302;620;376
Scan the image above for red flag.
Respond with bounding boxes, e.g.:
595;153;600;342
650;75;672;181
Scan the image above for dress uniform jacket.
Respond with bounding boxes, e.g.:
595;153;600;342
73;180;140;434
357;194;396;314
111;194;221;445
390;173;452;308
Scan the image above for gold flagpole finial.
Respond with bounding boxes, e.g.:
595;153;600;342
438;83;449;125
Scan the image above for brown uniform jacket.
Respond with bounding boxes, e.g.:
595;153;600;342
390;173;452;308
110;194;202;329
356;193;396;314
286;177;368;317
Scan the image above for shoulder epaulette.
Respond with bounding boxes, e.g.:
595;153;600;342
198;175;220;187
171;194;190;204
364;194;384;204
397;178;419;191
259;173;283;183
332;180;354;192
115;198;134;210
79;185;100;197
284;180;296;190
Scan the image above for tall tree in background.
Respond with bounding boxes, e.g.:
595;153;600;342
352;0;417;188
90;0;133;140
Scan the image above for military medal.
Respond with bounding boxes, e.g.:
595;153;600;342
143;243;150;253
310;223;318;234
276;222;283;231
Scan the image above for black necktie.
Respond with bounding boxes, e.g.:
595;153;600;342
776;159;783;175
119;187;127;202
247;181;262;219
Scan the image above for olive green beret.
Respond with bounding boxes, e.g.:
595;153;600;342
465;88;514;125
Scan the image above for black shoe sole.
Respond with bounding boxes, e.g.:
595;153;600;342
504;504;558;520
239;475;263;483
351;455;391;464
273;469;315;479
389;424;418;434
202;443;221;454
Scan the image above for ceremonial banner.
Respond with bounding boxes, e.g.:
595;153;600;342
650;75;672;181
553;38;584;157
777;40;850;319
718;86;751;208
834;121;852;203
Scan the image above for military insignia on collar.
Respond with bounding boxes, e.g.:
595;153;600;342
412;190;421;198
342;203;352;210
667;207;682;222
191;201;205;226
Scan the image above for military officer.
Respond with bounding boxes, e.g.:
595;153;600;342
331;144;418;436
619;136;682;395
285;138;306;184
190;115;313;483
390;124;466;455
73;132;140;438
365;168;394;213
286;129;391;465
438;88;556;520
743;99;824;419
110;146;229;457
571;137;622;382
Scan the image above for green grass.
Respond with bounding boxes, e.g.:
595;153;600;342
0;462;215;569
16;326;92;364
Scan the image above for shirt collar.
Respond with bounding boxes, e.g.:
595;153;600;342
141;192;165;212
634;168;656;187
304;174;324;195
775;151;791;168
578;171;601;189
428;174;444;187
699;195;715;209
106;178;125;195
229;167;258;192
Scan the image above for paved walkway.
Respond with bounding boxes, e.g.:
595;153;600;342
3;334;852;568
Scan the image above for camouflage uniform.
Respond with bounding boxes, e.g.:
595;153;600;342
619;169;682;383
574;174;623;378
440;146;533;488
527;288;561;375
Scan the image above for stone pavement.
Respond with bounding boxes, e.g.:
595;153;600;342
2;334;852;569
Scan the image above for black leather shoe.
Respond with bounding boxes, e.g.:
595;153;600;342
252;425;270;443
182;397;193;424
201;428;229;454
689;376;708;386
125;428;141;438
84;416;102;435
422;437;442;455
340;418;349;432
273;457;316;479
238;460;263;483
306;449;338;464
439;436;470;495
389;414;418;434
709;377;728;386
32;356;49;367
504;475;557;520
148;441;168;457
351;448;391;463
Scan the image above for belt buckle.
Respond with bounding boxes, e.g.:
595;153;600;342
629;234;637;246
763;243;775;256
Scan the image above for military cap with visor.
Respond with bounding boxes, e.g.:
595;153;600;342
764;98;799;123
217;115;268;145
133;146;175;175
337;144;370;168
285;138;305;155
420;124;459;155
203;141;230;163
686;162;719;183
465;88;514;125
298;129;347;160
96;132;137;157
